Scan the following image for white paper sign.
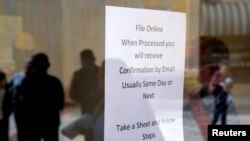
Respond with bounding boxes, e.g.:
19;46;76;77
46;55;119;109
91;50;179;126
105;6;186;141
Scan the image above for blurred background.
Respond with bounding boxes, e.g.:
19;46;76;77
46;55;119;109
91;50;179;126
0;0;249;141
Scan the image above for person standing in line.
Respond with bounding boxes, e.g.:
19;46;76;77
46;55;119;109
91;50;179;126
8;58;32;141
16;53;64;141
0;70;12;141
69;49;99;141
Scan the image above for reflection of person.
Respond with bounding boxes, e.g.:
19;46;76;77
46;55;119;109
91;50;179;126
0;70;12;141
69;49;99;141
62;61;104;141
8;58;32;141
16;53;64;141
70;49;99;113
8;58;31;91
199;38;230;97
209;63;231;125
0;71;5;120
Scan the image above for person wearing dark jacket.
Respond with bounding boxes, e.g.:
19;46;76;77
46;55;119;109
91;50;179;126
70;49;99;114
8;58;31;141
69;49;99;141
0;70;12;141
16;53;64;141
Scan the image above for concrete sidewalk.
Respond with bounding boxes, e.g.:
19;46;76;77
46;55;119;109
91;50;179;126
232;96;250;124
183;100;204;141
190;95;250;141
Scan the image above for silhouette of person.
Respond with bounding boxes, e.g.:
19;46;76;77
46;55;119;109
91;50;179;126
8;58;31;92
199;38;230;98
0;70;12;141
8;58;32;141
62;61;104;140
209;63;230;125
16;53;64;141
69;49;99;141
